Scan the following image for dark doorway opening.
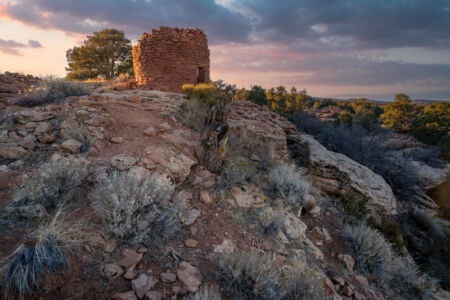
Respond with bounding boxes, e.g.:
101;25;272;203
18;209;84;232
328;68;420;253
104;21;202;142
197;66;207;84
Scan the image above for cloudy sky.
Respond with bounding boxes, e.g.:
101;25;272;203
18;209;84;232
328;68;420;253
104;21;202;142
1;0;450;100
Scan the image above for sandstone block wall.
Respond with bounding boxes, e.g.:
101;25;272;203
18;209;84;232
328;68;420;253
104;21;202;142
132;26;210;92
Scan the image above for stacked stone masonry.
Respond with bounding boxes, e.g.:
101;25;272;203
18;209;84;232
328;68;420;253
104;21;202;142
132;26;210;92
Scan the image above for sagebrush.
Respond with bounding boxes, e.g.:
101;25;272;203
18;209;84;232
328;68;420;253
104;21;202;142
2;157;90;221
91;172;178;244
342;223;437;299
281;267;330;300
269;163;310;210
217;251;284;300
31;79;92;103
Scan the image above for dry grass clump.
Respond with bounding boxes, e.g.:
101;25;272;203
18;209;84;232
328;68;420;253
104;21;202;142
182;83;218;103
342;223;437;299
3;157;90;221
31;78;92;104
63;122;93;152
1;211;79;299
91;172;178;244
186;285;222;300
269;163;310;210
281;267;330;300
217;251;284;300
177;97;211;131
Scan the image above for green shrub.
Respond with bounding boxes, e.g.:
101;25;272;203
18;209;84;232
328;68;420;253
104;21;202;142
269;163;310;210
91;172;178;244
177;97;211;131
3;157;90;221
182;83;218;104
342;190;368;219
217;251;284;300
31;78;92;103
1;211;78;299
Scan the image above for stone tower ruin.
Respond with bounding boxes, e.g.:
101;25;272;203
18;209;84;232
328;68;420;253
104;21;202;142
132;26;210;92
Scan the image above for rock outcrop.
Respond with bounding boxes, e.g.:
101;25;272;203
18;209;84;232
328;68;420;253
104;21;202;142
296;133;398;215
229;100;398;215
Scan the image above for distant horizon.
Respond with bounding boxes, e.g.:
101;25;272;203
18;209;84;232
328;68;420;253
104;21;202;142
1;1;449;101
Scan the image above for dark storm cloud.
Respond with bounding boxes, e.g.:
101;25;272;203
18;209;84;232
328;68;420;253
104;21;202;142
0;38;42;55
239;0;450;50
1;0;252;43
3;0;449;47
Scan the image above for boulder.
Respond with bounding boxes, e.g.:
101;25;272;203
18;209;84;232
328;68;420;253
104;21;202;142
184;239;198;248
158;122;171;133
129;166;151;179
338;254;355;272
0;145;27;159
61;139;82;153
176;262;202;293
38;133;56;143
145;291;163;300
112;291;137;300
131;274;158;299
144;146;196;183
34;122;52;136
119;248;142;269
111;154;137;170
160;272;177;283
299;133;398;215
16;110;55;123
181;208;201;226
110;136;124;143
89;233;106;248
143;126;157;136
282;212;307;240
20;136;36;150
227;185;266;208
102;264;124;280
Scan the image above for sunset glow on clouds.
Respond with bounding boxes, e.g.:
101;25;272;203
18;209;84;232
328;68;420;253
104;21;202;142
0;0;450;100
